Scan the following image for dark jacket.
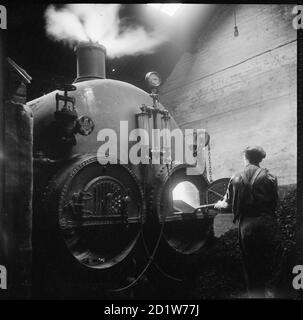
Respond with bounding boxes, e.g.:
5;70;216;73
224;164;278;222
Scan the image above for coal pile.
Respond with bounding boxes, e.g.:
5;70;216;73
276;188;301;299
195;229;246;299
277;188;297;253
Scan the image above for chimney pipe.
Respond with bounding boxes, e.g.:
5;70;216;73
74;42;106;83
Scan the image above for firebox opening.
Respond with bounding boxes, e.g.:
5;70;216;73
159;168;212;255
172;181;200;213
164;179;212;254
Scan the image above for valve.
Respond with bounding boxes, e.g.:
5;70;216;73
53;84;94;147
55;84;77;116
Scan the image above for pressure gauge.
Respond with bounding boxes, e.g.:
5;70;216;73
76;116;95;136
145;71;162;88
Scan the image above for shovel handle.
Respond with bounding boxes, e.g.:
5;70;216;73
192;203;218;214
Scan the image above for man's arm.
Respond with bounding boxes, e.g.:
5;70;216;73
214;178;233;210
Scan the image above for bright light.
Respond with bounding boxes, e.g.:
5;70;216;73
147;3;182;17
172;181;200;208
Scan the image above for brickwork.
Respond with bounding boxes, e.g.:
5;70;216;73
161;4;297;186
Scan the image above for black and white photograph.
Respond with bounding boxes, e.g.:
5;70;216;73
0;2;302;304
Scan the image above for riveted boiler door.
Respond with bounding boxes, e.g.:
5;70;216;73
34;155;144;297
146;164;214;281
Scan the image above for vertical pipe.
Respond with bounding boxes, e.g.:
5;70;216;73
74;42;106;82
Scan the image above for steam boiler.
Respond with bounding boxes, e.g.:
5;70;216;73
27;42;216;298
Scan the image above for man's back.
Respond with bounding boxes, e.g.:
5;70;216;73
227;164;278;220
214;146;282;297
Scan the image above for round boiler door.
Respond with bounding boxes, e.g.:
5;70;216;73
158;165;212;255
147;164;213;280
54;156;144;269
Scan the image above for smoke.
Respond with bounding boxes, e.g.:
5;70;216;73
45;4;168;58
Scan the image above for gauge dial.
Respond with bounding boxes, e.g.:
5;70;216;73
76;116;95;136
145;71;162;88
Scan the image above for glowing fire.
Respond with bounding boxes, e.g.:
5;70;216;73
173;181;200;208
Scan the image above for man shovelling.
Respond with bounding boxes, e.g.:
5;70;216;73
214;146;283;298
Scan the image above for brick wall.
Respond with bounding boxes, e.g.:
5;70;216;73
161;4;297;186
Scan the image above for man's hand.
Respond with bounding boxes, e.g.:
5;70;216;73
214;199;229;210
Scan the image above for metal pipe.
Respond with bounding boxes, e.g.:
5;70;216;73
74;42;106;82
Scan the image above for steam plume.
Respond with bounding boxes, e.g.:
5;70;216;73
45;4;168;58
